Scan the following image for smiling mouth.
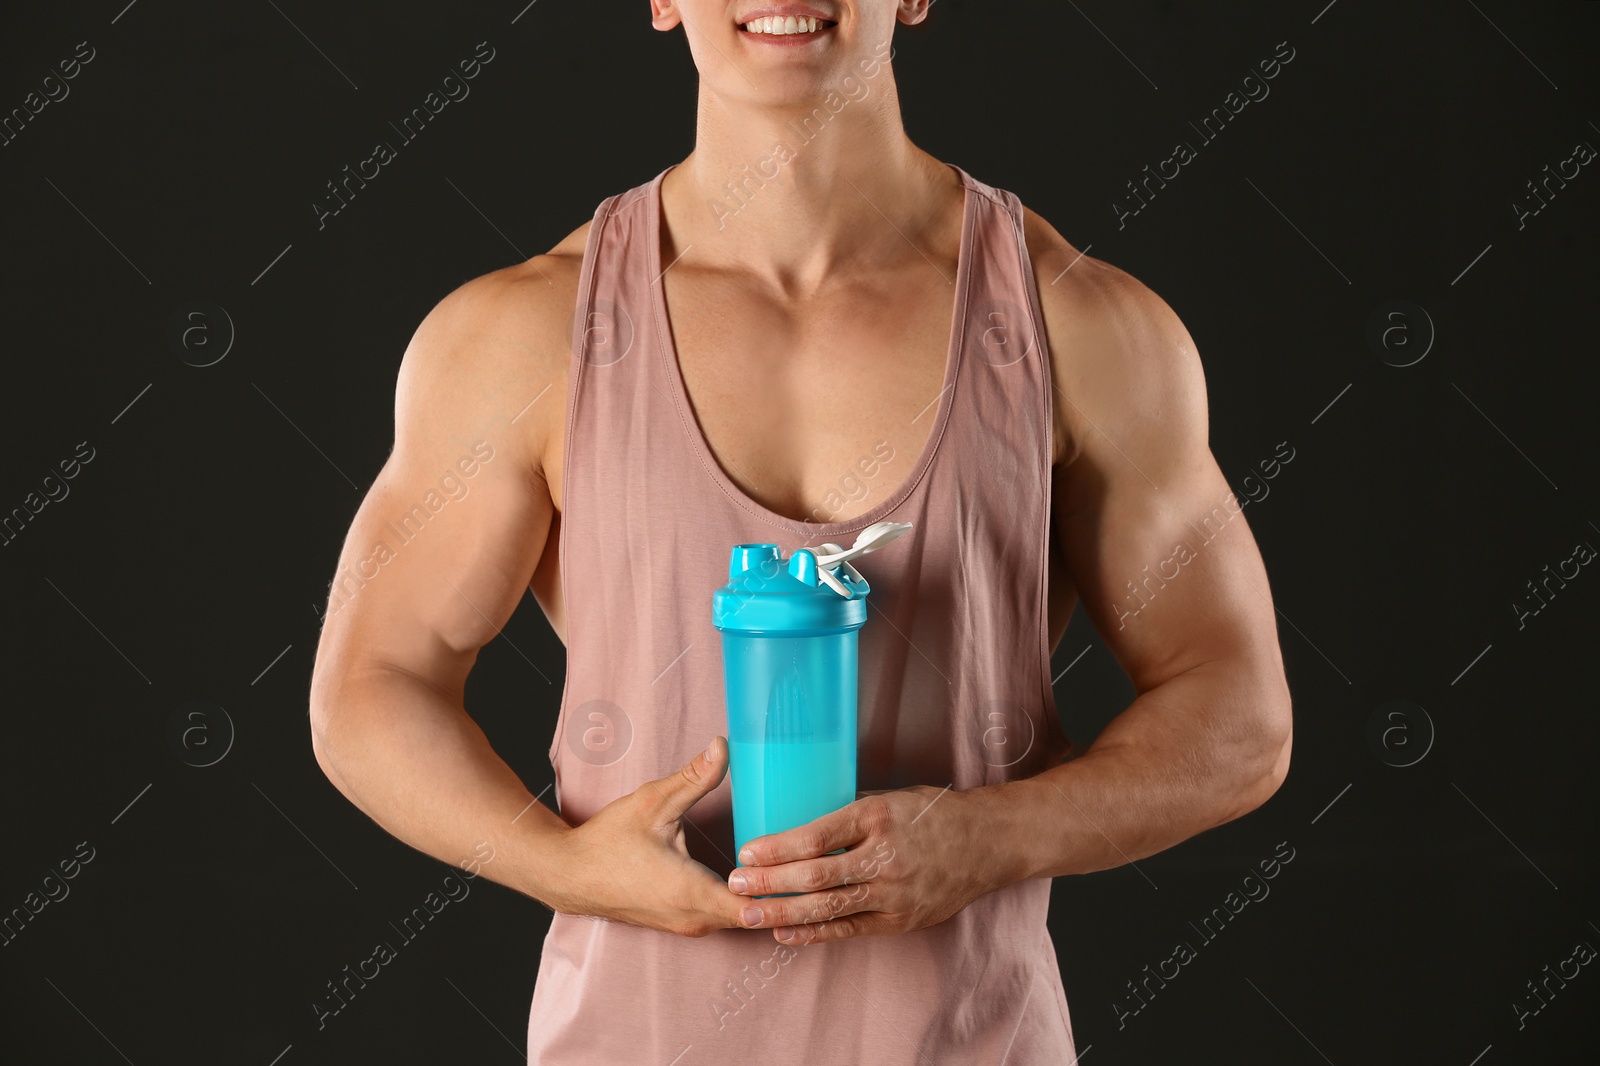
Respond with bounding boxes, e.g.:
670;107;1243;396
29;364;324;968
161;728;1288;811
740;15;838;37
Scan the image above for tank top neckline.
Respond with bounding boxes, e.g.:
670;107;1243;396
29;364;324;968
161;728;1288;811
646;161;978;540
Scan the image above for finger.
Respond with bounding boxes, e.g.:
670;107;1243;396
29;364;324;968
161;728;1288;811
737;878;878;931
640;736;728;825
661;850;755;930
727;854;856;898
773;911;895;944
739;797;876;866
687;867;755;929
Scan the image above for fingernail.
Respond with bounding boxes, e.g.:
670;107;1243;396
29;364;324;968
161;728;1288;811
740;906;763;928
738;846;755;865
728;872;748;893
703;740;716;761
776;927;796;943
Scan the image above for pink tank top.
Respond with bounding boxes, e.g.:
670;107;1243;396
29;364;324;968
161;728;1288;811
530;162;1076;1063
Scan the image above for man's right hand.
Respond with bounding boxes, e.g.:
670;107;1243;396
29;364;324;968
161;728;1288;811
544;736;749;938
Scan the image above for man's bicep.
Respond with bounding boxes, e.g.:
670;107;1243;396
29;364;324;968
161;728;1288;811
317;273;561;693
1053;279;1280;697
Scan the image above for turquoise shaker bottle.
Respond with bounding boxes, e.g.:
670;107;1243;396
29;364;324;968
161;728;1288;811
712;522;913;868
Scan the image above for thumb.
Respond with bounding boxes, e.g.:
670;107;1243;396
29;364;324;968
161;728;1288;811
643;736;728;824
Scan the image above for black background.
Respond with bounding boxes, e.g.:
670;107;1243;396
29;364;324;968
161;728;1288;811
2;1;1597;1063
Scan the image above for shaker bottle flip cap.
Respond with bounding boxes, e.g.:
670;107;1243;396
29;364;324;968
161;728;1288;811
713;521;914;633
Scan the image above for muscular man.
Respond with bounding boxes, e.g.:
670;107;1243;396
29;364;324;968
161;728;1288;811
309;2;1293;1061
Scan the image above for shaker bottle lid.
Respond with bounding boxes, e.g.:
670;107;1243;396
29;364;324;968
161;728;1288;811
712;523;913;634
713;544;865;633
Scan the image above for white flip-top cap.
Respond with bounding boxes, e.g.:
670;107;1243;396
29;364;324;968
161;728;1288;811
809;521;914;598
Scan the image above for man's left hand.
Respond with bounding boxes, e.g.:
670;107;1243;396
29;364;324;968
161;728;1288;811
726;784;1015;943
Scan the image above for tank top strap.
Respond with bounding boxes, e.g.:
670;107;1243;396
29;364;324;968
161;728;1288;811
935;164;1062;753
568;176;663;374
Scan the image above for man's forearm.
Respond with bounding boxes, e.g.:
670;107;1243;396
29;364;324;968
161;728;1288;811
969;660;1291;886
309;663;572;904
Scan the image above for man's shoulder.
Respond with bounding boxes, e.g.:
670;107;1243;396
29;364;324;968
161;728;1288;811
394;219;593;475
429;218;592;363
1016;203;1178;348
1015;202;1204;467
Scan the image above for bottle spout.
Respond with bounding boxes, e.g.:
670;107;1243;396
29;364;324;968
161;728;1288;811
729;543;781;580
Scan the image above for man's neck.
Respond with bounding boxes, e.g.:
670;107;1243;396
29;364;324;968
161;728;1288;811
663;85;955;293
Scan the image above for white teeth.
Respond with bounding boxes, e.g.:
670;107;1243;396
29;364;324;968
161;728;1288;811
742;14;824;35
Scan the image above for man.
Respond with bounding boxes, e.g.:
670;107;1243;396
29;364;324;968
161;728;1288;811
308;1;1293;1061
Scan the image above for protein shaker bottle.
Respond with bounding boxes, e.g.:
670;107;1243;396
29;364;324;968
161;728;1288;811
712;522;912;868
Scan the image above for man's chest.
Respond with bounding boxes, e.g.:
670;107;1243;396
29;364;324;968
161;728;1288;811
660;267;961;526
535;252;1078;649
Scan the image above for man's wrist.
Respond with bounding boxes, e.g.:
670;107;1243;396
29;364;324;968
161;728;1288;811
498;810;580;913
959;776;1059;892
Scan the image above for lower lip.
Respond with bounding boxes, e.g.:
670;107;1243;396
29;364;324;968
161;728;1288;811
739;24;835;46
